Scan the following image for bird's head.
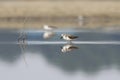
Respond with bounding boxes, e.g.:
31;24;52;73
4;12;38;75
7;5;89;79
61;34;64;36
60;34;64;39
43;25;48;29
60;34;63;39
60;46;63;49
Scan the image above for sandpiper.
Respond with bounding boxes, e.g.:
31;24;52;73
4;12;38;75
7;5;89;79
60;34;78;42
61;44;78;53
43;25;57;31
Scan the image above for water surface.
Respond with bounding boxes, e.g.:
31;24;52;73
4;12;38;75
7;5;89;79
0;29;120;80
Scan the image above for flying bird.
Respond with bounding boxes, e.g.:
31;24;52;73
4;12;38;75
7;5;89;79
61;44;78;53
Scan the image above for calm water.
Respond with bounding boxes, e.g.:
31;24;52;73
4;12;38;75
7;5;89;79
0;29;120;80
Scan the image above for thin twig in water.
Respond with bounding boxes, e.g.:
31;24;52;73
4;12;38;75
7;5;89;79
19;43;28;67
18;12;29;67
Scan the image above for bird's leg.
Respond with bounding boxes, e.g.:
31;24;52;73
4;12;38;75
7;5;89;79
68;40;72;44
70;40;73;44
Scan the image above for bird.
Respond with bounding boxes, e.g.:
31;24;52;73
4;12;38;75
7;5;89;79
60;34;78;42
43;25;57;31
61;44;78;53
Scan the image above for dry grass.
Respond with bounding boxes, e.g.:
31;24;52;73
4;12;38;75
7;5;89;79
0;1;120;29
0;1;120;17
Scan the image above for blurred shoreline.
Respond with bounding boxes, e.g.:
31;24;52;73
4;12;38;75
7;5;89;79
0;16;120;29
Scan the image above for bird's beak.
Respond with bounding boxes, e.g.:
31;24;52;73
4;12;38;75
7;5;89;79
60;46;63;49
60;36;62;39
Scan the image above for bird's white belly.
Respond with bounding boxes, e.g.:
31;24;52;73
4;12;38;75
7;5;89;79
63;36;71;40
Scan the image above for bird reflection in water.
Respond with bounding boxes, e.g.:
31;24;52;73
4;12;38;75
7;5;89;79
61;44;79;53
43;31;55;39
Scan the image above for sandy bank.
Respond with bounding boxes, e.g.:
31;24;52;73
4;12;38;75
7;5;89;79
0;1;120;17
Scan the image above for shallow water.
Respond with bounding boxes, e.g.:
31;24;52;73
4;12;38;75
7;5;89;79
0;29;120;80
